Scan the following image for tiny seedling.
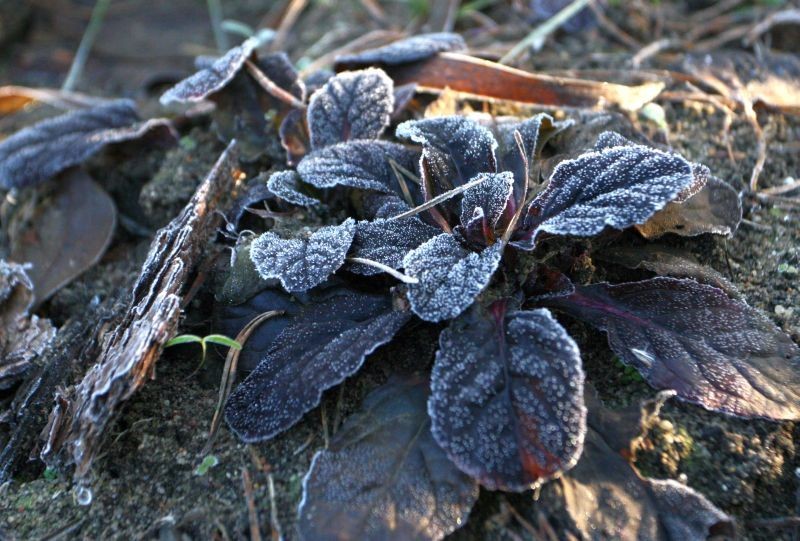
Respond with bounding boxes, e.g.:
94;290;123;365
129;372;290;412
165;333;242;369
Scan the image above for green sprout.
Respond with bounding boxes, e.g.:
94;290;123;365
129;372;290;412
165;333;242;369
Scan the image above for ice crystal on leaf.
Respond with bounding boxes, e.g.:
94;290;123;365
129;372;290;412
396;116;497;194
250;219;356;292
297;140;420;197
517;142;695;248
160;38;259;104
348;218;438;275
546;277;800;419
335;33;467;69
298;378;478;541
403;234;503;322
307;69;394;150
266;170;320;207
224;290;410;442
0;100;173;189
459;172;513;228
429;304;586;491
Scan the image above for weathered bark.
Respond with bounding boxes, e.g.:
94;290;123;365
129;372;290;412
39;142;239;483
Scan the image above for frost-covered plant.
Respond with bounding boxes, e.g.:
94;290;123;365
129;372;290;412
210;41;799;540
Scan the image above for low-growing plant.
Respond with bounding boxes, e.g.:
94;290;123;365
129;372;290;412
158;34;798;540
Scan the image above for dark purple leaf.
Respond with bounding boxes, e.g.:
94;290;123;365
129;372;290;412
518;143;694;248
396;116;497;195
636;175;742;238
546;278;800;419
214;282;299;371
307;68;394;149
266;170;319;207
249;219;356;292
544;389;736;541
597;244;741;299
592;129;636;151
298;377;478;541
159;38;258;104
9;169;117;307
494;114;569;200
297;140;421;198
161;43;303;162
403;234;503;322
429;304;586;491
348;218;438;275
224;177;275;234
335;33;467;69
459;172;513;228
224;291;411;441
0;100;173;189
210;53;304;162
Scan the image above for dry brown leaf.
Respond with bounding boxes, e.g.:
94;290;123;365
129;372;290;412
379;52;664;111
636;176;741;239
9;169;117;308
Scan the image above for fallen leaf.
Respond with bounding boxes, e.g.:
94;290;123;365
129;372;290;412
9;169;117;308
298;377;478;541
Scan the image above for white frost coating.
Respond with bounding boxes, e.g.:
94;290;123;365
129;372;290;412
348;218;438;275
160;38;258;105
0;100;172;190
266;170;320;207
249;218;356;292
402;234;503;322
396;116;498;188
460;172;514;227
307;68;394;149
428;308;586;491
526;143;695;245
297;140;419;194
336;32;466;66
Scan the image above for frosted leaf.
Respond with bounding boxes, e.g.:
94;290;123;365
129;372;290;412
494;114;566;195
266;170;319;207
297;140;421;197
0;100;173;189
429;305;586;491
636;175;741;238
162;45;302;161
159;38;258;104
224;292;410;442
298;378;478;541
546;278;800;419
210;53;304;162
593;130;636;150
249;219;356;292
372;195;412;219
543;390;736;541
519;144;694;247
348;218;438;275
403;234;503;322
335;33;467;68
307;68;394;149
460;172;513;228
396;116;497;193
